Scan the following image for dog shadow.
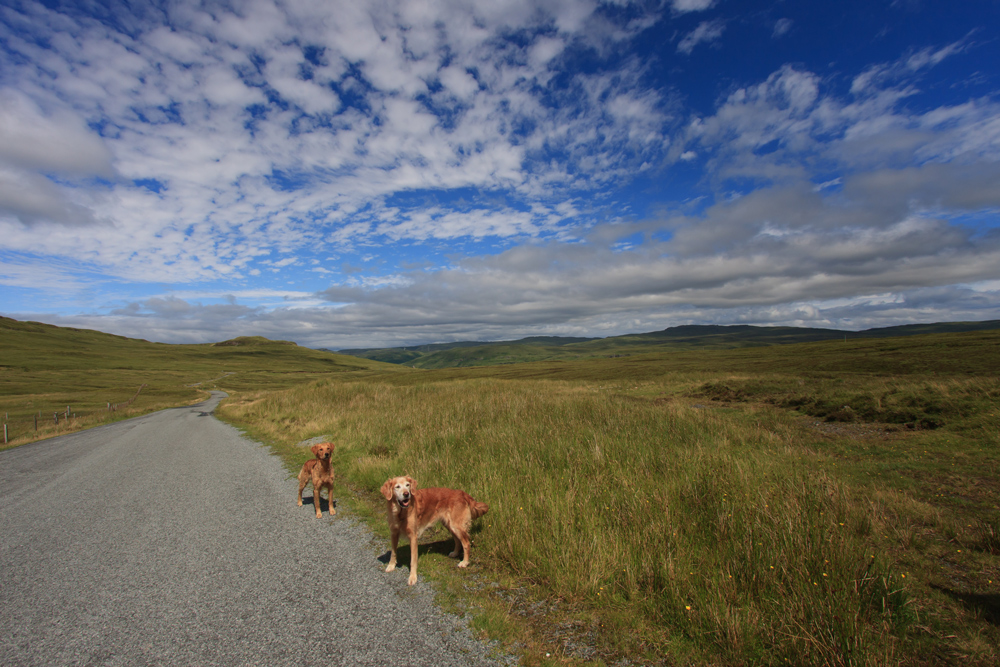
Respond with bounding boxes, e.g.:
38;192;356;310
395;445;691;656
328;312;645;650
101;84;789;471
376;538;462;566
932;584;1000;625
300;496;337;514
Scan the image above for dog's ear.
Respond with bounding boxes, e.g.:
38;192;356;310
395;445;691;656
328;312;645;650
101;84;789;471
380;478;395;500
310;444;321;457
406;475;416;491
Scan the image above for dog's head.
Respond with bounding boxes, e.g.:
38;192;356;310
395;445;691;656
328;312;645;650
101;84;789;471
380;475;416;508
311;442;334;460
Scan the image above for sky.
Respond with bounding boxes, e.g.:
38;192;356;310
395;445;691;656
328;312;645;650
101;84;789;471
1;0;999;350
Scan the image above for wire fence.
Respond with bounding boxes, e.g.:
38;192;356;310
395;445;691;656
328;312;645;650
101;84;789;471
2;384;147;445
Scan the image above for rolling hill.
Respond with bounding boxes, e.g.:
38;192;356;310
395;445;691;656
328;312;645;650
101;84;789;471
336;319;1000;368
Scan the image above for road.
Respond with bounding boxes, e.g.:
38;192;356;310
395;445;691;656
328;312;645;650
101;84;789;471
0;392;509;666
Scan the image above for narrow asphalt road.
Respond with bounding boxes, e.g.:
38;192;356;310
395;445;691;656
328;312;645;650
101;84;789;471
0;392;510;666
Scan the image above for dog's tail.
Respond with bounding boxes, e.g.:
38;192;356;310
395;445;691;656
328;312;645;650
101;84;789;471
469;499;489;520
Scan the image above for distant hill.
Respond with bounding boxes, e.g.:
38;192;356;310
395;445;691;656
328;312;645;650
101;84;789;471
336;320;1000;369
0;315;388;375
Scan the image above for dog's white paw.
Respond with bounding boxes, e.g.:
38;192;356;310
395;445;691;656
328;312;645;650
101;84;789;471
297;500;303;506
386;563;395;573
457;562;468;569
408;573;417;585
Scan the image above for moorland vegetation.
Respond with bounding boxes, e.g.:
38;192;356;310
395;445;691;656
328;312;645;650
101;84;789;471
3;315;998;665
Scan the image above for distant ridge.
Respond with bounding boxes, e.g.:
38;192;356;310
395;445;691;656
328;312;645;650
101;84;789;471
336;320;1000;368
336;334;597;356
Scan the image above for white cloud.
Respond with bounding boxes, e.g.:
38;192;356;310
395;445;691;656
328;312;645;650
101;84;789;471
671;0;715;13
677;20;725;54
772;18;792;38
0;92;114;177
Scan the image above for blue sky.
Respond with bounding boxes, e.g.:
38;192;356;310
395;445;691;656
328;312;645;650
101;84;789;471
1;0;999;349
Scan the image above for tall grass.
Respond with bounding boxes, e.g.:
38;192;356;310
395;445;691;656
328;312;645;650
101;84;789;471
220;378;913;665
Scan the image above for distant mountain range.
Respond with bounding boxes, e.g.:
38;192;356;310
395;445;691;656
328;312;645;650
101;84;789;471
334;320;1000;368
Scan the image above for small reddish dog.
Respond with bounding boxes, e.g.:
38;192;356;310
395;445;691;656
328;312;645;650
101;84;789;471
297;442;336;518
381;475;489;585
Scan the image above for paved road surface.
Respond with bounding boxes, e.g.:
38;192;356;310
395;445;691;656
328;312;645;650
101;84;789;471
0;392;509;666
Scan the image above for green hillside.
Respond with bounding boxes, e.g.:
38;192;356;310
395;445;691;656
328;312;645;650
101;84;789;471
0;316;402;448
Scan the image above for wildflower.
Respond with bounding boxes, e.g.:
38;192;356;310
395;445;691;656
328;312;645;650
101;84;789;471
685;605;691;611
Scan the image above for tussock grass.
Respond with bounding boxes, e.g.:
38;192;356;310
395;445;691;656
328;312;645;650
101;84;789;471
220;377;922;666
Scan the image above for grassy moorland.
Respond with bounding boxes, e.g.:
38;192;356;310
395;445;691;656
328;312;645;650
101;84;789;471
217;330;1000;667
5;316;998;665
0;316;397;449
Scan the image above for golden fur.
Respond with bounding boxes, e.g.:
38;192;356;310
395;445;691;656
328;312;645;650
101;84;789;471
297;442;336;518
380;475;489;585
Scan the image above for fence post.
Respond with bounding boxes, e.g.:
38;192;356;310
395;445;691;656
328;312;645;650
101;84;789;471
3;423;7;444
54;412;58;425
35;414;38;431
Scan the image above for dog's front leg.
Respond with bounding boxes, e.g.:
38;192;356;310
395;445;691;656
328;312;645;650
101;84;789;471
386;527;399;573
327;487;337;516
407;528;419;585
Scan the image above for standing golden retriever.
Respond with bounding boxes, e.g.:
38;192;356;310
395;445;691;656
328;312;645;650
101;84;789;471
297;442;336;518
381;475;488;585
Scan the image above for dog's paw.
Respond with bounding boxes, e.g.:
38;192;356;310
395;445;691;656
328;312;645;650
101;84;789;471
386;563;396;573
329;508;337;516
457;562;469;568
297;500;303;506
408;573;417;585
448;550;459;558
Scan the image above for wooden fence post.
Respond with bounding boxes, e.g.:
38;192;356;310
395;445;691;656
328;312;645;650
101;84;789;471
54;412;58;425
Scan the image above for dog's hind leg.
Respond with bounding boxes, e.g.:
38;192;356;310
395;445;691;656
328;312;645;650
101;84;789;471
445;517;473;568
296;473;309;508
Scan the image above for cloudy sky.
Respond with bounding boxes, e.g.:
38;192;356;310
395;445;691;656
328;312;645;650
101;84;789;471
1;0;999;349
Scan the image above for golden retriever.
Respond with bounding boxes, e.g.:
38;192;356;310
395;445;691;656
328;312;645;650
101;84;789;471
381;475;488;585
297;442;336;518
